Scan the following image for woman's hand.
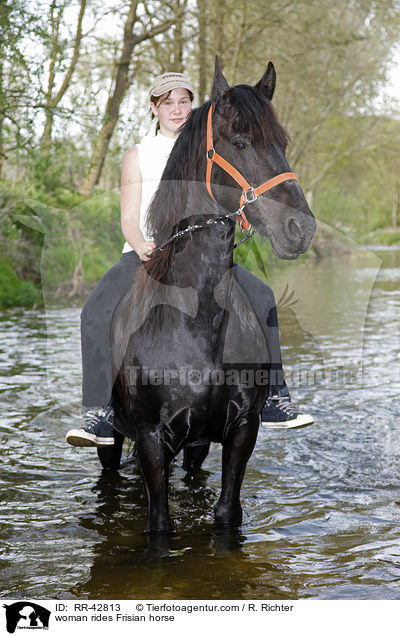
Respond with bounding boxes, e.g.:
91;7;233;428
138;240;156;261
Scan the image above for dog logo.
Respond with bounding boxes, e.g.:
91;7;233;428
3;602;50;633
187;370;202;385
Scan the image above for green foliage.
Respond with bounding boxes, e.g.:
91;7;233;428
0;257;41;309
234;231;272;280
312;116;400;235
359;228;400;245
0;179;124;307
314;184;365;233
30;139;91;193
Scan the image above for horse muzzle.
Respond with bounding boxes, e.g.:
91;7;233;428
266;208;317;260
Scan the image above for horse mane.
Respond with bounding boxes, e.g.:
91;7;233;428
140;85;289;290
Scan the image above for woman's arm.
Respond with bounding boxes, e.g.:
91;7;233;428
120;146;156;262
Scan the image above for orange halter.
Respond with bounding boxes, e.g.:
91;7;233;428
206;104;298;231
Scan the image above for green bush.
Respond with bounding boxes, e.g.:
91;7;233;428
0;258;41;309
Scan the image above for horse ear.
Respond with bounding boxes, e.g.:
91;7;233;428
255;61;276;100
211;56;230;102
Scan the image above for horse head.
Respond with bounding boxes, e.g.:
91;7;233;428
209;57;316;260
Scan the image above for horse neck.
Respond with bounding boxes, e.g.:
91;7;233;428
169;183;236;294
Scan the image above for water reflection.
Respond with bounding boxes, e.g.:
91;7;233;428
73;464;255;600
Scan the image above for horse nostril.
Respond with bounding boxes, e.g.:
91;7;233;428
285;217;302;243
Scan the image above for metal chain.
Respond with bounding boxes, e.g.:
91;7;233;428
149;205;256;257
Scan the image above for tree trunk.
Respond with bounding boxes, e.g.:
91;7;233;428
40;0;87;156
81;2;179;193
0;0;6;177
197;0;207;102
40;1;62;155
0;57;4;178
214;0;225;68
228;3;246;85
172;0;184;72
392;175;398;228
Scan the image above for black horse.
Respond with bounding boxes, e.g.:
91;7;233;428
108;60;316;534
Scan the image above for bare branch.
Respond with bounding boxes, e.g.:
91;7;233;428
51;0;87;109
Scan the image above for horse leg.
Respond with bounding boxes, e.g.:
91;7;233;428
136;428;174;535
214;417;259;527
97;429;124;471
182;441;210;475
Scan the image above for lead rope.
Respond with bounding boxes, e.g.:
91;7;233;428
234;226;256;248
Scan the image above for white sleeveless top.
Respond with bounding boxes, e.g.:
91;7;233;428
122;131;176;253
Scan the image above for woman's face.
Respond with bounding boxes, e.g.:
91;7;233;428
150;88;192;138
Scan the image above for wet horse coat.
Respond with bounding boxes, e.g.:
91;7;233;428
111;60;316;533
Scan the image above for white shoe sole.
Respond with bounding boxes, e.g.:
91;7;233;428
65;428;115;447
261;414;314;429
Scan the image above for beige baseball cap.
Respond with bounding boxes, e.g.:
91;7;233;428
149;72;195;99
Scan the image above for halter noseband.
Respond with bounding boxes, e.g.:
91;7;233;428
206;104;298;230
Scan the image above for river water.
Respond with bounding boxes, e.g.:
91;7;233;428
1;241;400;600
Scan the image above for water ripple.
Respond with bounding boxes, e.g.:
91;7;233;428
2;250;400;599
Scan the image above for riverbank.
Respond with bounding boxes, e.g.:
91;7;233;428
0;181;122;309
1;180;399;310
359;227;400;246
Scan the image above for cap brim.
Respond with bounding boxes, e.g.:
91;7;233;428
151;82;195;97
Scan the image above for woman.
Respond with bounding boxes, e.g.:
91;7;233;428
66;72;313;448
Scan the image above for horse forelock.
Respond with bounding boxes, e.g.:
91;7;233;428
215;85;290;150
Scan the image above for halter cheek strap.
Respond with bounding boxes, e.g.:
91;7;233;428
206;105;298;231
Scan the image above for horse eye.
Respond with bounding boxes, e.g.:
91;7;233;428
233;140;248;150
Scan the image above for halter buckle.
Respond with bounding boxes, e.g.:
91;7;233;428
207;148;215;161
243;187;257;204
240;217;252;232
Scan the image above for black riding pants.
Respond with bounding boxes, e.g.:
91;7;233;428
81;250;285;408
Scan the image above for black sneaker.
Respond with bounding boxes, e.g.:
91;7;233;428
261;386;313;429
65;405;115;447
